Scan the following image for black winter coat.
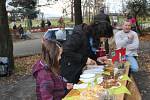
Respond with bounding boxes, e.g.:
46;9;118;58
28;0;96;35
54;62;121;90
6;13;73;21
60;24;96;83
93;12;113;38
94;12;111;24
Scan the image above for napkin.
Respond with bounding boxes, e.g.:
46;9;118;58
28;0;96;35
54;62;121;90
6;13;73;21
108;85;131;95
119;74;132;82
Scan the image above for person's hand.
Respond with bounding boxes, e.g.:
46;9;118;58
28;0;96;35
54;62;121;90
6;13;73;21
100;37;107;42
97;56;108;64
128;34;134;40
66;83;73;90
104;59;113;65
86;58;97;65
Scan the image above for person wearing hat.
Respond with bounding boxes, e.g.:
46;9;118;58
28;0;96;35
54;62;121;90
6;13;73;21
93;7;113;55
94;7;111;24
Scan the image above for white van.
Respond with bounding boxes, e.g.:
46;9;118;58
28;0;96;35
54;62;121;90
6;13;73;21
43;27;73;44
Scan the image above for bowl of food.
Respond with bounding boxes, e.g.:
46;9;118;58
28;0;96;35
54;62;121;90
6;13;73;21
100;79;121;89
80;89;100;100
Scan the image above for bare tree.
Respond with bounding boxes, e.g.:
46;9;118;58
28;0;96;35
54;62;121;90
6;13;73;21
82;0;88;21
71;0;74;22
74;0;82;25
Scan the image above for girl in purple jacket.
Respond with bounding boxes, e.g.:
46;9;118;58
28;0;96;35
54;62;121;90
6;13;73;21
32;39;73;100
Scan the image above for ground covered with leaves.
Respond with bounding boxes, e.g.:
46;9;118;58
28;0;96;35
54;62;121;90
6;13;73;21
0;55;41;86
0;34;150;100
133;34;150;100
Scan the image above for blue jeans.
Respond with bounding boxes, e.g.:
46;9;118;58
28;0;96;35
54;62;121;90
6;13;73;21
126;56;139;72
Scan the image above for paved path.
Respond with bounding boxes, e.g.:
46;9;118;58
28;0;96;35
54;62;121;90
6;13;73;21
133;41;150;100
0;76;36;100
13;29;119;57
13;32;43;57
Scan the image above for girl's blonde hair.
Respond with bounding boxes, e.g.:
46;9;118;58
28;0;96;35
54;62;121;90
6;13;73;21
42;39;62;76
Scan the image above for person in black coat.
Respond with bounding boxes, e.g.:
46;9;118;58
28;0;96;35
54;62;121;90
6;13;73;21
41;20;45;28
94;8;111;24
18;24;25;39
46;19;51;27
60;23;104;84
93;7;113;54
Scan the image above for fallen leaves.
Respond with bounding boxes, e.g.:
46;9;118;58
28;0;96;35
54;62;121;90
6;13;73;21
138;51;150;72
0;54;41;86
139;34;150;41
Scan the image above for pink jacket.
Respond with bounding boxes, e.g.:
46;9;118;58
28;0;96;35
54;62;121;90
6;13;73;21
32;60;67;100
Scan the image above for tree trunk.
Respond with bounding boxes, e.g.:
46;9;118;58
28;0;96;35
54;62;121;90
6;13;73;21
0;0;14;74
85;0;88;20
74;0;82;25
88;6;90;23
82;0;87;22
71;0;74;22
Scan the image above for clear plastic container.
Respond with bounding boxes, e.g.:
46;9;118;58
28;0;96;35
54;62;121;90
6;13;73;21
100;89;116;100
80;89;100;100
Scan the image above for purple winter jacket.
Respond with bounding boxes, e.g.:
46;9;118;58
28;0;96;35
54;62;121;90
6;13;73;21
32;60;67;100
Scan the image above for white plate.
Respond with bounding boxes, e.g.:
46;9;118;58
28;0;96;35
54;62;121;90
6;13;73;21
80;73;95;79
83;68;104;74
73;83;88;89
80;77;95;83
86;65;104;69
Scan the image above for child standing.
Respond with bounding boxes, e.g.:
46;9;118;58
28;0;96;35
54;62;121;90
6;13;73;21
32;39;73;100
